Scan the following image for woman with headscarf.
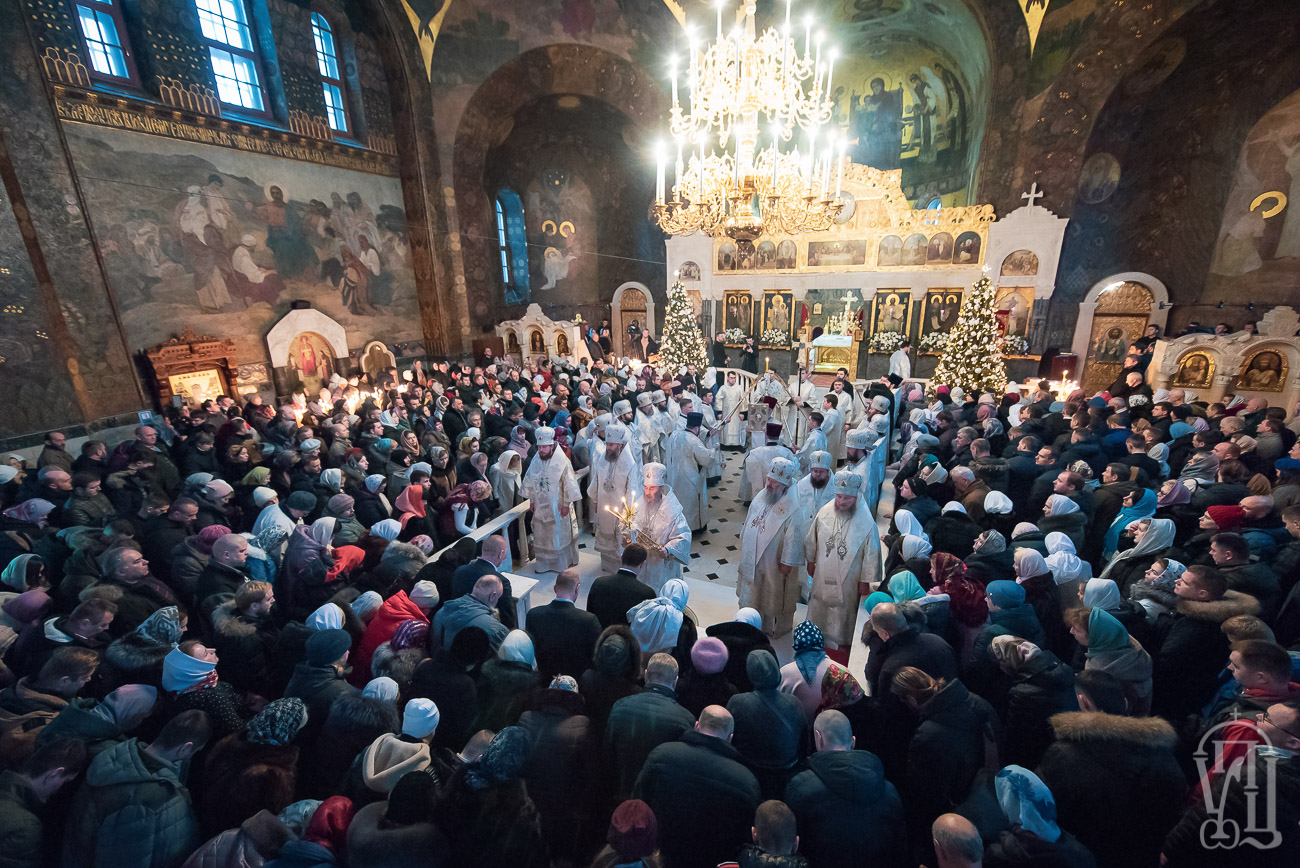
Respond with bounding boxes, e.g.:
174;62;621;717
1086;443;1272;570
489;450;524;513
777;620;864;722
393;482;434;543
627;578;694;662
931;551;988;656
1179;450;1220;489
1014;549;1069;658
1128;557;1185;625
425;446;457;512
102;605;183;690
1044;531;1091;607
324;494;366;546
1066;606;1153;716
264;795;356;868
163;640;250;738
200;697;309;837
435;726;549;868
474;629;543;732
982;490;1016;537
925;501;983;559
1097;515;1176;599
984;765;1096;867
0;500;55;573
965;529;1016;584
1010;522;1049;557
1101;487;1157;560
353;474;392;531
280;518;337;620
885;530;932;588
1077;577;1147;637
0;553;47;593
434;481;495;548
988;636;1078;769
1038;495;1087;552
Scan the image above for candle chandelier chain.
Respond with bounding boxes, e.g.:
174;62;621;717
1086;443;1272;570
652;0;846;240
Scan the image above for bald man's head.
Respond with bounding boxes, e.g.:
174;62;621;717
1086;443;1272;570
472;574;503;604
696;705;734;741
813;709;855;752
211;534;248;568
932;813;983;868
481;535;508;566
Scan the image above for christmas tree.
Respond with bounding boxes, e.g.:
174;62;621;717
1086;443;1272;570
932;274;1008;393
659;279;707;373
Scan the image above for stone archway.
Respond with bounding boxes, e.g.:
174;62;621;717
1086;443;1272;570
1071;273;1170;394
611;281;654;359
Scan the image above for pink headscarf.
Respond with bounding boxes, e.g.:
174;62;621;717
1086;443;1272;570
2;499;55;528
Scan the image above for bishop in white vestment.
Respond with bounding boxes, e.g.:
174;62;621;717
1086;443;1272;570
519;426;581;572
631;462;692;593
737;457;806;638
664;412;713;531
716;372;747;448
589;422;643;571
803;470;881;652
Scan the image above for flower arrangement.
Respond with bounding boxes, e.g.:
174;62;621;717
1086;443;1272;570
723;327;748;343
918;331;949;354
868;331;906;353
760;328;790;346
1000;335;1029;356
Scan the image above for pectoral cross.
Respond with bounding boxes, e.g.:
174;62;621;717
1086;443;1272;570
1021;183;1044;207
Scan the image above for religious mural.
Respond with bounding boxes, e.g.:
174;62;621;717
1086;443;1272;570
994;286;1035;338
872;291;913;337
808;240;868;268
1080;282;1153;395
63;125;421;365
1171;350;1214;388
526;169;591;294
1238;350;1288;392
1001;249;1040;276
723;290;754;338
922;290;962;338
287;332;337;395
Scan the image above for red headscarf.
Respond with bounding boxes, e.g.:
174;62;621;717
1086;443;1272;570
325;545;366;582
303;796;355;853
931;552;989;627
395;484;427;528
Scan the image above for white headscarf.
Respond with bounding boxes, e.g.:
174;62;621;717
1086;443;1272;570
628;579;689;654
1044;532;1090;584
306;603;344;631
370;519;401;541
1098;517;1176;580
310;517;337;548
1043;494;1080;516
498;629;536;669
984;491;1013;515
734;608;762;628
901;534;933;561
1014;548;1051;581
1082;578;1123;611
894;509;927;540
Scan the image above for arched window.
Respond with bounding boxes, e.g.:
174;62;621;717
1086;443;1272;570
495;189;530;304
74;0;138;84
194;0;266;113
310;12;349;134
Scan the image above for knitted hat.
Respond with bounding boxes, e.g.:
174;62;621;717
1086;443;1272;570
254;486;278;507
390;619;430;651
409;580;439;609
401;697;440;738
205;480;233;499
328;493;355;513
690;637;729;675
287;490;317;512
304;628;351;665
608;799;658;860
986;580;1026;609
1206;504;1246;531
299;438;322;453
246;697;307;746
363;677;399;702
465;726;531;790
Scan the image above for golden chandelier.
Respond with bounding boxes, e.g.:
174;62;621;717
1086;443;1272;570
652;0;845;240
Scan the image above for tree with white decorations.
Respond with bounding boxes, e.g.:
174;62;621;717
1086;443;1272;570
932;274;1008;394
659;279;707;373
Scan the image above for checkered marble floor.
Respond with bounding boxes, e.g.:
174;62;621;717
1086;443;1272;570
512;453;895;682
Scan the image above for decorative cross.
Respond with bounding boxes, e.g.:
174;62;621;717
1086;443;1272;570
1022;183;1045;207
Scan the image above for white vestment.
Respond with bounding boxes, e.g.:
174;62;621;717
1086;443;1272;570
795;475;835;527
698;404;724;478
795;429;828;477
716;384;747;447
664;428;713;530
889;349;912;380
589;448;643;572
739;444;797;502
782;379;818;446
821;408;846;461
737;488;806;637
618;417;645;468
835;390;859;427
519;451;581;572
635;410;662;464
803;500;881;647
633;491;692;593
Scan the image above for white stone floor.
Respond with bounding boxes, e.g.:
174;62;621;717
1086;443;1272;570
512;453;891;685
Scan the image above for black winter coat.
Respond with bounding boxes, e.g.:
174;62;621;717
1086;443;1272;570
605;684;695;803
517;688;593;861
1038;711;1185;868
904;679;995;846
999;650;1077;769
1151;591;1259;721
471;658;541;732
409;652;479;753
784;750;906;868
301;692;400;799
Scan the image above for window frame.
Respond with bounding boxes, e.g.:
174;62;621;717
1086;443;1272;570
310;11;351;136
193;0;270;118
70;0;141;86
495;196;513;287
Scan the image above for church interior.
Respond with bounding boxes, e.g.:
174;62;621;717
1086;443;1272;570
3;1;1300;865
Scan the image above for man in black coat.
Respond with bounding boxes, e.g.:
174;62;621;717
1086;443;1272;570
1084;465;1134;566
605;653;695;802
138;498;197;580
585;544;655;629
785;710;906;868
634;705;761;868
526;569;601;680
449;535;516;630
1006;436;1043;516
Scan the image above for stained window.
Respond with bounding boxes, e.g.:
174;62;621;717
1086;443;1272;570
194;0;266;112
310;13;349;134
496;189;530;304
74;0;136;83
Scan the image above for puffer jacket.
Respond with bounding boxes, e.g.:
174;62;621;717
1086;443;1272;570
349;591;428;687
61;737;199;868
180;809;294;868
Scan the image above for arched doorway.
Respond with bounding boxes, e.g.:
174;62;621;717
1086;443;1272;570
1076;279;1158;395
611;282;654;359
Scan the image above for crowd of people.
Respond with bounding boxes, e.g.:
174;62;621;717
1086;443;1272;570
0;345;1297;867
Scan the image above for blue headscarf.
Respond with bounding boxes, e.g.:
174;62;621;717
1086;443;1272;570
792;621;825;684
889;571;926;603
995;765;1060;843
1102;488;1157;560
